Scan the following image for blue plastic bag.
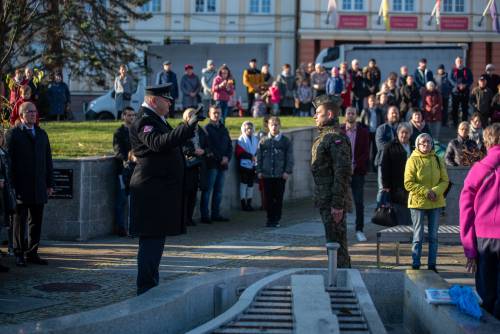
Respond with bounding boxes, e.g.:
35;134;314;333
449;285;483;319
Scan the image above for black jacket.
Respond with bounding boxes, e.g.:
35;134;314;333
205;122;232;170
112;124;131;174
381;139;409;205
129;106;195;237
6;125;54;205
399;84;420;116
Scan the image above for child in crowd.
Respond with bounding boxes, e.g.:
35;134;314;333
268;81;281;115
256;117;294;227
257;115;270;210
235;121;258;211
252;93;267;118
326;67;344;97
296;78;313;117
10;85;39;127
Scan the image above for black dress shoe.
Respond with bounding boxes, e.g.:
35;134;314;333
0;264;9;272
26;256;48;265
212;216;229;222
16;256;26;267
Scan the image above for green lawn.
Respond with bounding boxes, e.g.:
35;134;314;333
43;116;316;159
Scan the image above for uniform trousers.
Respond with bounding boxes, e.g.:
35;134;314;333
263;178;285;224
13;203;44;258
137;236;166;295
319;207;351;268
476;238;500;320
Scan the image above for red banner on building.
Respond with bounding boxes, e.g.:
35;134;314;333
338;15;367;29
440;17;469;30
390;16;418;30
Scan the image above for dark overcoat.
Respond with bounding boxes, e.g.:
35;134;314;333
129;106;194;237
6;125;53;205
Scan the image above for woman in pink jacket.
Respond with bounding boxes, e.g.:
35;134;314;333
460;123;500;319
212;64;235;124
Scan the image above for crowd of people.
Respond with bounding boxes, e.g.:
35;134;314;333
109;55;500;246
2;66;71;122
1;54;499;320
149;56;500;128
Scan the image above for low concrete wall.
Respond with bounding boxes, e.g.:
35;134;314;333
42;127;316;241
43;157;116;241
403;270;500;334
0;268;275;334
444;166;470;226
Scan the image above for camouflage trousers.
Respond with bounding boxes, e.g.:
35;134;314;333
319;207;351;268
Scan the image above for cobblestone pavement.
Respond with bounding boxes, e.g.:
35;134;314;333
0;173;470;326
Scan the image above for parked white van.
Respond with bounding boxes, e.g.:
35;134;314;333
85;79;145;120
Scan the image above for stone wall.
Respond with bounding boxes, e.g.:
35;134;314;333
42;127;316;241
444;166;470;226
43;157;116;241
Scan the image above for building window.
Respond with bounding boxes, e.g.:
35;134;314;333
342;0;363;11
196;0;216;12
393;0;414;12
141;0;161;12
443;0;465;13
250;0;271;14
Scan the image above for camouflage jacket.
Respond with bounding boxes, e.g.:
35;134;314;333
311;124;352;210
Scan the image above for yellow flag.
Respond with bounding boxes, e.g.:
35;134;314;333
382;0;390;31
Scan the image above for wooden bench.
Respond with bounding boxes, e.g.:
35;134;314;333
376;225;461;267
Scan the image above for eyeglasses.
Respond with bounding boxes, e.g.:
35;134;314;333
418;141;431;146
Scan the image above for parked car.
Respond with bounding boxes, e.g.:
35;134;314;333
85;79;145;120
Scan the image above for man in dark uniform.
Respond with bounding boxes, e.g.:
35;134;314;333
311;95;353;268
129;84;203;295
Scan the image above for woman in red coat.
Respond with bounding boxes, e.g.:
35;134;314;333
421;81;442;140
339;62;352;111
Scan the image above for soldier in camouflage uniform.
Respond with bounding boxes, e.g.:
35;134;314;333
311;95;353;268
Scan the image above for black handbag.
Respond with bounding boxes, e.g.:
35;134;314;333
371;192;398;227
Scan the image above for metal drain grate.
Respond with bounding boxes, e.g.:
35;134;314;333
33;282;101;293
213;285;370;334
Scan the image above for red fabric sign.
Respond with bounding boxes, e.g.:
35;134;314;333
441;17;469;30
338;15;368;29
390;16;418;30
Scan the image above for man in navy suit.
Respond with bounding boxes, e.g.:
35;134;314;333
6;102;54;267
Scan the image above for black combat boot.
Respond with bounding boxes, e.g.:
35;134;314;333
246;199;254;211
241;199;248;211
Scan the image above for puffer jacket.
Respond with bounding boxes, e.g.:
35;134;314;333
460;145;500;259
256;134;294;178
404;149;449;209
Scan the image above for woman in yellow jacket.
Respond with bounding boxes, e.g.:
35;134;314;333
404;133;449;272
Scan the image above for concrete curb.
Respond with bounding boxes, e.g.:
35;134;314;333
0;268;275;334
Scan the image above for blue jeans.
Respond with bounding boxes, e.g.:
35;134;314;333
115;176;127;230
200;168;226;219
351;175;365;232
410;208;440;267
217;100;229;124
376;166;383;205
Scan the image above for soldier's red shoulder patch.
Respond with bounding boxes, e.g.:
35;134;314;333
143;125;153;133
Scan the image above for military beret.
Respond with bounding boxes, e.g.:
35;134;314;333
312;94;342;110
145;83;174;101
